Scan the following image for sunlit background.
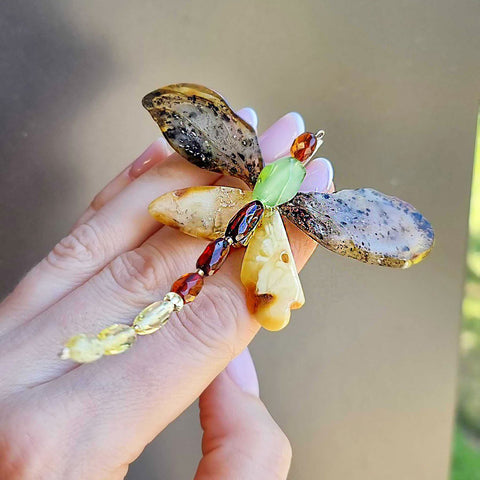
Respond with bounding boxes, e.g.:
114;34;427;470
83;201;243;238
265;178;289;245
452;113;480;479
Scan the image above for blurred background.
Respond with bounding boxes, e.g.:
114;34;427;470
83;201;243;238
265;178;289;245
454;114;480;479
0;1;479;478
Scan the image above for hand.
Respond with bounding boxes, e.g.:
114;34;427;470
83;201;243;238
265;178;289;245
0;108;331;479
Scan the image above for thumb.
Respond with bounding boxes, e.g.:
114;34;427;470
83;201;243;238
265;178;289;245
195;349;292;480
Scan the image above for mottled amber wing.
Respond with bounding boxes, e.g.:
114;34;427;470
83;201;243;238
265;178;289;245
149;186;252;240
142;83;264;188
280;188;434;268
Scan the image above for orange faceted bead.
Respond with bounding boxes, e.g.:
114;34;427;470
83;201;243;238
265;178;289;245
290;132;317;162
171;272;204;303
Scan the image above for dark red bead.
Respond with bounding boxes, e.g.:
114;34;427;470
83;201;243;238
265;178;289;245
171;272;204;303
225;200;264;246
196;238;231;276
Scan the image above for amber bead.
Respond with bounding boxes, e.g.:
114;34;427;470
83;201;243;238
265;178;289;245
290;132;317;162
171;272;204;303
225;200;264;246
196;238;231;276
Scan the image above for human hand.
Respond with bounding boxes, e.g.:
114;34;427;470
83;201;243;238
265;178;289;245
0;108;333;479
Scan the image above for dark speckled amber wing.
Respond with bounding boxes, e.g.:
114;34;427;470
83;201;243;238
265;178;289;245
142;83;264;188
280;188;434;268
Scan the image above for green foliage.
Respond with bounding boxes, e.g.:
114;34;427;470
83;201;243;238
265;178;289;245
453;113;480;478
451;429;480;480
459;113;480;431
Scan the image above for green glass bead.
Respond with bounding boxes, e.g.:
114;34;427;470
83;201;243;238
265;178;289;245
60;334;105;363
98;324;137;355
133;300;174;335
252;157;306;207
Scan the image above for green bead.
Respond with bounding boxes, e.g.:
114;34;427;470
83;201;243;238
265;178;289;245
252;157;306;207
98;324;137;355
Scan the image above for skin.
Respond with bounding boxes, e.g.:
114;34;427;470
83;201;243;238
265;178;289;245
0;109;333;479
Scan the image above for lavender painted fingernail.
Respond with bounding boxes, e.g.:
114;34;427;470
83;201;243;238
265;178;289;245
299;158;334;193
237;107;258;131
260;112;305;164
225;348;259;397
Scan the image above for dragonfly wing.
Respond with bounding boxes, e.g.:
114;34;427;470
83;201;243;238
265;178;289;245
280;188;434;268
142;83;264;188
241;209;305;331
149;186;252;240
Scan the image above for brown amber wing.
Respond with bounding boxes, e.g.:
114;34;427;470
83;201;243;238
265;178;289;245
279;188;434;268
142;83;264;188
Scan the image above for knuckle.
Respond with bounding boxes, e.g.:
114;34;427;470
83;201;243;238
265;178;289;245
108;246;166;297
173;281;247;359
46;223;105;269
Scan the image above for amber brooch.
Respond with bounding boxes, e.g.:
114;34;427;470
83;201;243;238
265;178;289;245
60;83;434;363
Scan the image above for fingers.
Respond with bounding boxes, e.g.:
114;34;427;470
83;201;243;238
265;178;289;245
73;137;174;228
3;216;314;469
0;107;258;328
0;112;307;387
195;349;291;480
0;114;306;474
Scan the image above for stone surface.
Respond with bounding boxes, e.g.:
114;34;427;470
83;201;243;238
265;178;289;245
142;83;264;188
280;188;434;268
149;186;252;240
241;209;305;331
253;157;306;207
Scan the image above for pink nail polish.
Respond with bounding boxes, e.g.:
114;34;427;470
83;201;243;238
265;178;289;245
226;348;260;397
129;137;171;179
237;107;258;131
299;158;334;193
260;112;305;164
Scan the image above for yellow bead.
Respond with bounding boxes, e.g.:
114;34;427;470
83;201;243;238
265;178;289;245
164;292;184;311
61;334;104;363
133;300;174;335
97;324;137;355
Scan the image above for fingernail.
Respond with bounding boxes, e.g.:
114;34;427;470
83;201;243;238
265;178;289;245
260;112;305;164
237;107;258;131
299;158;334;193
129;137;172;179
226;348;260;397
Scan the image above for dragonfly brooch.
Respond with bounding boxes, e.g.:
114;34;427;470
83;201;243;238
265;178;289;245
61;83;434;363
